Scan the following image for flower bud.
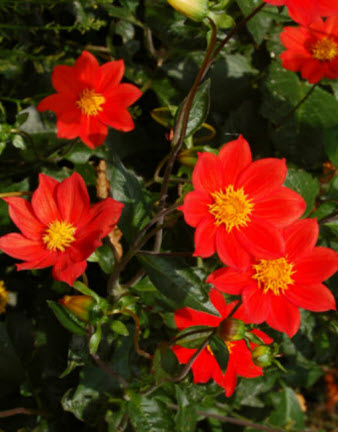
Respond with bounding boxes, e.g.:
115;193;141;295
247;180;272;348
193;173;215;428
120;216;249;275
217;318;246;341
178;149;198;167
59;295;95;322
252;345;273;367
167;0;208;22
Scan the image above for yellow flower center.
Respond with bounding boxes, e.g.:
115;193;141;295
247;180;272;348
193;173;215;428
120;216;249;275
0;281;9;315
208;185;254;232
76;88;105;116
312;38;338;62
43;220;76;252
252;257;295;296
207;341;234;356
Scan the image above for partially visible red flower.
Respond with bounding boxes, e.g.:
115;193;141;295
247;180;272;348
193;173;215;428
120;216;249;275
179;136;305;270
0;173;123;286
264;0;338;26
171;289;273;397
208;219;338;337
280;17;338;84
37;51;142;149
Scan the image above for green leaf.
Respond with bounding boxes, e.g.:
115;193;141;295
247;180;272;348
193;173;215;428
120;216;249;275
324;126;338;166
269;387;305;430
128;394;176;431
110;320;129;336
47;300;86;335
88;243;115;274
107;155;153;243
153;344;179;382
208;334;229;373
175;325;214;348
89;323;102;354
284;168;320;217
175;386;197;432
138;255;219;315
176;79;211;139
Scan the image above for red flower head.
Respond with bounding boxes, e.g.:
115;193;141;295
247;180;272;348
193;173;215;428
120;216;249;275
280;17;338;84
37;51;142;149
0;173;124;286
264;0;338;26
208;219;338;337
179;136;306;270
172;289;273;397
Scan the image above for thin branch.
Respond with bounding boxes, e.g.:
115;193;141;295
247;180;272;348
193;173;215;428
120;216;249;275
274;83;318;131
122;309;153;359
0;407;44;418
0;191;32;198
137;250;193;257
91;352;128;389
167;403;286;432
319;211;338;225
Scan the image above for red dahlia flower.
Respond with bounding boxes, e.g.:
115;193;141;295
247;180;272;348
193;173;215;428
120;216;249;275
280;17;338;84
37;50;142;149
172;289;273;397
208;219;338;337
179;136;305;270
0;173;123;286
264;0;338;26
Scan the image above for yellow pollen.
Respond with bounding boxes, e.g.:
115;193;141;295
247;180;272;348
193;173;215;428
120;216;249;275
207;341;234;356
0;281;9;315
208;185;254;232
43;220;76;252
76;88;105;116
312;38;338;62
252;257;295;296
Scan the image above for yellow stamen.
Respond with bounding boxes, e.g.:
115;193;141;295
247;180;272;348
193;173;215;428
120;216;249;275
76;88;105;116
208;185;254;232
43;220;76;252
252;257;295;296
207;341;234;356
312;38;338;62
0;281;9;314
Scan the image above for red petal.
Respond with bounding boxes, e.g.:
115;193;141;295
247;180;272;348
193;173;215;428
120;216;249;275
51;65;80;95
56;109;82;140
180;191;211;227
236;216;284;259
52;254;87;286
231;340;263;378
192;152;224;194
77;198;124;238
319;0;338;17
73;51;99;87
98;104;135;132
193;216;217;258
287;0;320;25
97;59;124;92
3;197;45;240
285;283;336;312
251;329;273;345
223;361;237;397
242;284;270;324
301;59;325;84
174;307;221;329
217;135;252;185
16;251;57;270
37;94;77;116
207;267;252;295
191;349;217;383
79;116;108;148
70;230;103;262
56;173;90;226
254;186;305;228
215;225;251;270
171;345;195;364
209;288;233;318
236;158;287;200
0;233;45;260
31;174;60;225
284;218;319;260
294;247;338;284
104;83;142;107
267;294;300;337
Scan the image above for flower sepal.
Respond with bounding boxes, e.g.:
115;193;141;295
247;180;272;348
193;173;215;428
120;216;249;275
217;317;246;341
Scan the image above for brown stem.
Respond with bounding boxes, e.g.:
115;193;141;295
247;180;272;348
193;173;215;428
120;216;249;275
91;352;128;389
137;250;193;257
122;309;153;359
167;404;286;432
274;83;317;131
0;407;44;418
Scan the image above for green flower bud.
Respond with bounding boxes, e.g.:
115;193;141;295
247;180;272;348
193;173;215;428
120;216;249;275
178;149;198;167
217;318;246;341
167;0;208;22
252;345;273;367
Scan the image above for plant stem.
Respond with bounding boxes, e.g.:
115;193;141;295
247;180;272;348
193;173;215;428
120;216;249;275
0;407;45;418
274;83;318;130
122;309;153;359
0;191;32;198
